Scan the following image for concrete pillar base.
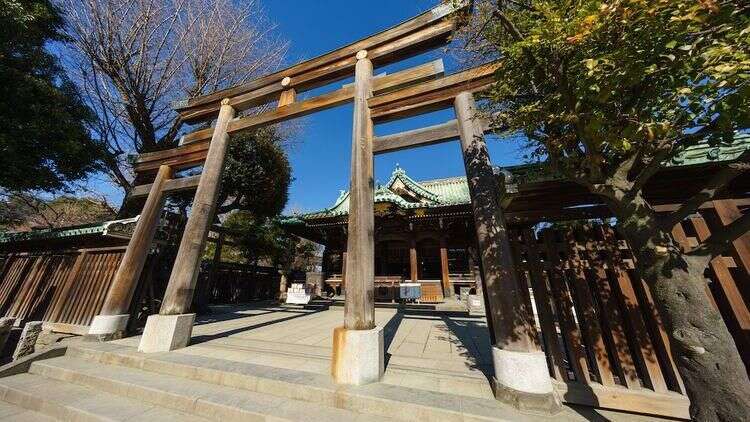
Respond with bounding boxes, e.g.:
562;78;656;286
490;347;562;414
88;314;129;339
331;326;384;385
138;314;195;353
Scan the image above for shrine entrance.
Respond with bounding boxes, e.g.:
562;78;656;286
375;240;409;279
73;1;744;419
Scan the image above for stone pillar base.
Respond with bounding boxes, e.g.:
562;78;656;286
138;314;195;353
0;317;16;353
331;326;384;385
13;321;43;361
88;314;129;340
491;347;562;414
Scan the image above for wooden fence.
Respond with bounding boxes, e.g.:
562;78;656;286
507;199;749;418
0;247;126;335
200;262;280;304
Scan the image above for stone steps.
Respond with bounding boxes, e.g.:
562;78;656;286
29;355;385;422
182;337;495;399
0;398;58;421
0;371;210;421
66;342;544;422
198;335;492;380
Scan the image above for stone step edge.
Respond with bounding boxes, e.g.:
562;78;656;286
0;373;125;422
66;343;516;422
193;336;492;381
0;401;58;422
29;357;317;422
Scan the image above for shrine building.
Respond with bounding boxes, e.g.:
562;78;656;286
285;166;481;303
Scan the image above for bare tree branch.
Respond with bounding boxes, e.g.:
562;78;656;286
58;0;289;197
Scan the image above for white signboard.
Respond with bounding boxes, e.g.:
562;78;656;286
285;283;312;305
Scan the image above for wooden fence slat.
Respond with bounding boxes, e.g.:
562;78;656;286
541;231;591;383
0;257;32;314
65;253;97;324
521;229;567;381
689;216;750;352
28;255;68;320
45;252;86;322
74;252;105;325
9;255;52;319
562;230;617;387
5;256;40;317
713;200;750;275
84;251;115;324
612;268;669;393
0;254;13;281
86;252;121;324
583;227;641;389
600;227;669;393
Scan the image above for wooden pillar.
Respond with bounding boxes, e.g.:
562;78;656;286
343;51;375;331
455;91;557;409
409;237;419;282
713;200;750;274
341;251;348;293
439;236;452;297
160;100;236;315
100;165;172;317
454;92;537;352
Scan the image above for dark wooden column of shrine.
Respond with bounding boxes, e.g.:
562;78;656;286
409;234;419;282
439;235;452;297
454;92;560;411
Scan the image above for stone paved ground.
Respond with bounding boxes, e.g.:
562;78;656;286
109;303;678;420
116;303;497;399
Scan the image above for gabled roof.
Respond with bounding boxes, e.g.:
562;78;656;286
297;166;471;220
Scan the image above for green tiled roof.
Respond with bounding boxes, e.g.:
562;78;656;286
297;165;472;220
291;133;750;221
0;217;138;244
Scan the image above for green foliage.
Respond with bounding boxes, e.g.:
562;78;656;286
0;0;103;191
218;128;292;218
222;211;316;271
476;0;749;182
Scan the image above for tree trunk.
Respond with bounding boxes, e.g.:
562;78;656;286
608;188;750;422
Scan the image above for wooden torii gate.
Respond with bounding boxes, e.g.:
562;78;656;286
86;1;560;413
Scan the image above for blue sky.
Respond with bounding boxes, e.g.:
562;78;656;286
90;0;527;212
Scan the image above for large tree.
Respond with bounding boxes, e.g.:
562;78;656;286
59;0;289;196
0;0;103;192
218;128;292;217
460;0;750;420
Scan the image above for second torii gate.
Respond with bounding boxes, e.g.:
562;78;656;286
86;1;561;413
